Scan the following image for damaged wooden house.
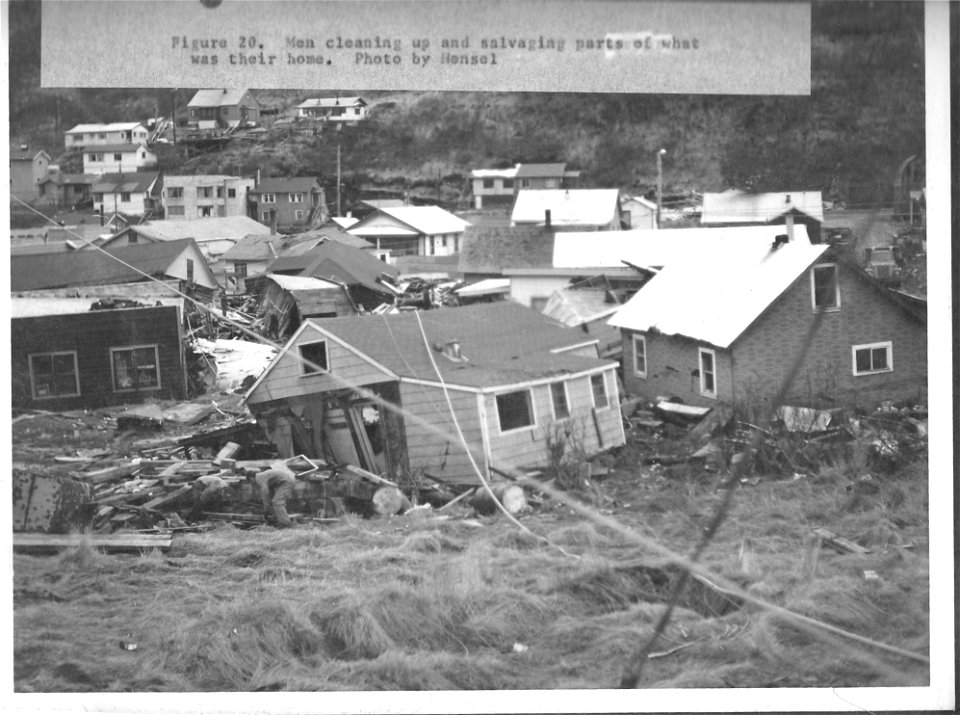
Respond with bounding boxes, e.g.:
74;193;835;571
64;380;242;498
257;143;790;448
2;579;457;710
243;301;625;485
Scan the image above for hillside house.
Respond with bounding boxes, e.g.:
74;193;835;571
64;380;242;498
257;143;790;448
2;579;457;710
266;238;399;311
469;162;581;208
92;172;162;218
701;190;824;243
83;144;158;174
243;302;624;483
219;233;288;290
621;195;658;230
162;175;255;220
187;89;260;129
257;274;358;339
249;177;327;229
296;97;368;122
98;216;272;273
609;237;927;409
10;147;51;202
11;303;187;410
37;173;100;210
347;206;471;258
11;238;219;296
64;123;149;149
511;189;623;231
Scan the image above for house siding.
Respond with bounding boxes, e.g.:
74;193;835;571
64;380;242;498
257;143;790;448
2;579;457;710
11;306;185;410
620;263;926;409
246;325;392;405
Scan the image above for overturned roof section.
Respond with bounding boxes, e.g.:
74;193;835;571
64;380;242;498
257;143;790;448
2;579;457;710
126;216;271;244
701;190;824;225
220;234;285;262
458;225;554;275
609;238;830;348
511;189;620;227
543;288;623;327
553;224;811;271
267;238;398;294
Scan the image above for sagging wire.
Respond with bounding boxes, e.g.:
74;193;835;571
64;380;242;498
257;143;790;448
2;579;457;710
12;196;929;678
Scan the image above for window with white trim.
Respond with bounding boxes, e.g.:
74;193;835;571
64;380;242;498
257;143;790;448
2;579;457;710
299;341;329;374
113;153;123;162
294;209;305;221
261;193;276;204
289;192;304;203
811;263;840;311
591;373;609;409
197;186;214;198
633;335;647;378
699;347;717;398
111;345;160;392
852;342;892;375
120;192;131;202
29;351;80;399
496;389;535;432
549;381;570;420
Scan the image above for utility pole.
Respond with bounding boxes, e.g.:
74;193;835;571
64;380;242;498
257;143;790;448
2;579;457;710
336;140;342;217
656;148;666;229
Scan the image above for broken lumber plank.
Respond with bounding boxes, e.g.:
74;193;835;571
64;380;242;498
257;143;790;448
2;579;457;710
471;484;527;516
202;512;266;523
437;488;476;512
139;485;194;512
162;402;215;426
811;527;870;555
75;462;141;485
213;442;242;466
13;532;173;554
341;464;400;489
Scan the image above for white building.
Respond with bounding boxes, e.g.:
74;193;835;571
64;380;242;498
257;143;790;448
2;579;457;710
161;175;256;220
296;97;368;122
65;122;150;149
83;144;157;174
92;172;162;217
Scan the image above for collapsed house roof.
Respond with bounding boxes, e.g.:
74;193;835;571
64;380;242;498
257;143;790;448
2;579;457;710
266;238;398;294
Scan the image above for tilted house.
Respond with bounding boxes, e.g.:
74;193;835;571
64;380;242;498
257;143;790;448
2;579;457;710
700;190;824;243
257;274;358;340
38;173;101;210
346;205;471;258
248;177;327;229
244;302;625;484
186;89;260;129
609;235;927;409
510;189;623;231
11;302;187;410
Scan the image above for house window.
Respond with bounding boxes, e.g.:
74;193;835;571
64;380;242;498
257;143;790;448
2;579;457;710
591;373;609;409
28;351;79;399
199;206;213;217
111;345;161;392
521;179;530;188
261;193;276;203
89;153;103;162
496;389;535;433
482;178;495;189
699;347;717;398
550;381;570;420
114;153;123;162
216;186;224;198
167;187;183;199
503;179;514;189
234;262;248;278
97;132;106;139
120;192;131;202
167;206;185;216
186;258;195;283
197;186;214;199
852;342;893;375
811;263;840;311
290;192;304;203
228;188;237;198
93;193;103;203
294;209;305;221
633;335;647;378
217;205;226;217
299;341;329;374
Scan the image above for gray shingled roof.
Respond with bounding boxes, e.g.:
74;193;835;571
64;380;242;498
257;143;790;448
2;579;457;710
457;225;554;275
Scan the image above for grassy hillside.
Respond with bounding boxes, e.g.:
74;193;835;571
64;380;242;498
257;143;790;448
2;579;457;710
8;1;924;205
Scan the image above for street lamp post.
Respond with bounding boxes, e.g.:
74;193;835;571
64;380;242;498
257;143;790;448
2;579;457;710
656;148;666;229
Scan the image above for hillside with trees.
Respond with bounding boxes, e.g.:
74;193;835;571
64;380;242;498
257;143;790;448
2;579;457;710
8;1;924;208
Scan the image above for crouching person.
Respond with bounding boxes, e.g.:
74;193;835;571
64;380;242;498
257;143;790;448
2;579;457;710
255;462;297;528
189;473;229;521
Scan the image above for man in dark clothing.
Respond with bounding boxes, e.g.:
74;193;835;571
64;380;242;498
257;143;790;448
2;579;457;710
255;464;296;527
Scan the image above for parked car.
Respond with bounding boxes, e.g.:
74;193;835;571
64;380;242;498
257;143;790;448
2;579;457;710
864;246;902;287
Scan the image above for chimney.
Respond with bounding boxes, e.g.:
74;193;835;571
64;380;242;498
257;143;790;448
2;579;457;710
785;213;795;242
545;209;552;229
772;234;789;250
435;340;466;362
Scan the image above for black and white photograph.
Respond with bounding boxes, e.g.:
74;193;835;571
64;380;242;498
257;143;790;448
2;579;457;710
4;0;954;712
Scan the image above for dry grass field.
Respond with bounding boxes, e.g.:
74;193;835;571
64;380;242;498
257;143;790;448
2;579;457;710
13;419;930;693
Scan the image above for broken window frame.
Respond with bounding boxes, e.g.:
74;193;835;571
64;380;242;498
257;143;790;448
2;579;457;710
699;347;717;398
495;389;536;434
633;334;647;378
28;350;80;400
110;344;161;393
851;341;893;375
299;341;329;375
590;372;610;410
549;381;571;420
810;263;841;312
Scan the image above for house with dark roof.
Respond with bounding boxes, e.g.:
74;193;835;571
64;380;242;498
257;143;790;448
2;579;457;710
12;303;187;410
187;89;260;129
346;206;471;257
83;144;158;174
469;163;581;209
609;236;926;409
249;177;327;229
10;238;219;295
296;96;368;122
92;172;162;217
257;274;358;340
10;146;51;202
265;238;399;310
700;190;824;243
244;301;624;483
37;173;101;210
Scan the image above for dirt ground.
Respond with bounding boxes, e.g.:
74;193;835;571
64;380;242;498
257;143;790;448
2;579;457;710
12;395;931;692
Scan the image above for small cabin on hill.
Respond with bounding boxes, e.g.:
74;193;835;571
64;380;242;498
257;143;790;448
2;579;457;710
244;302;624;484
187;89;260;129
296;97;368;122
